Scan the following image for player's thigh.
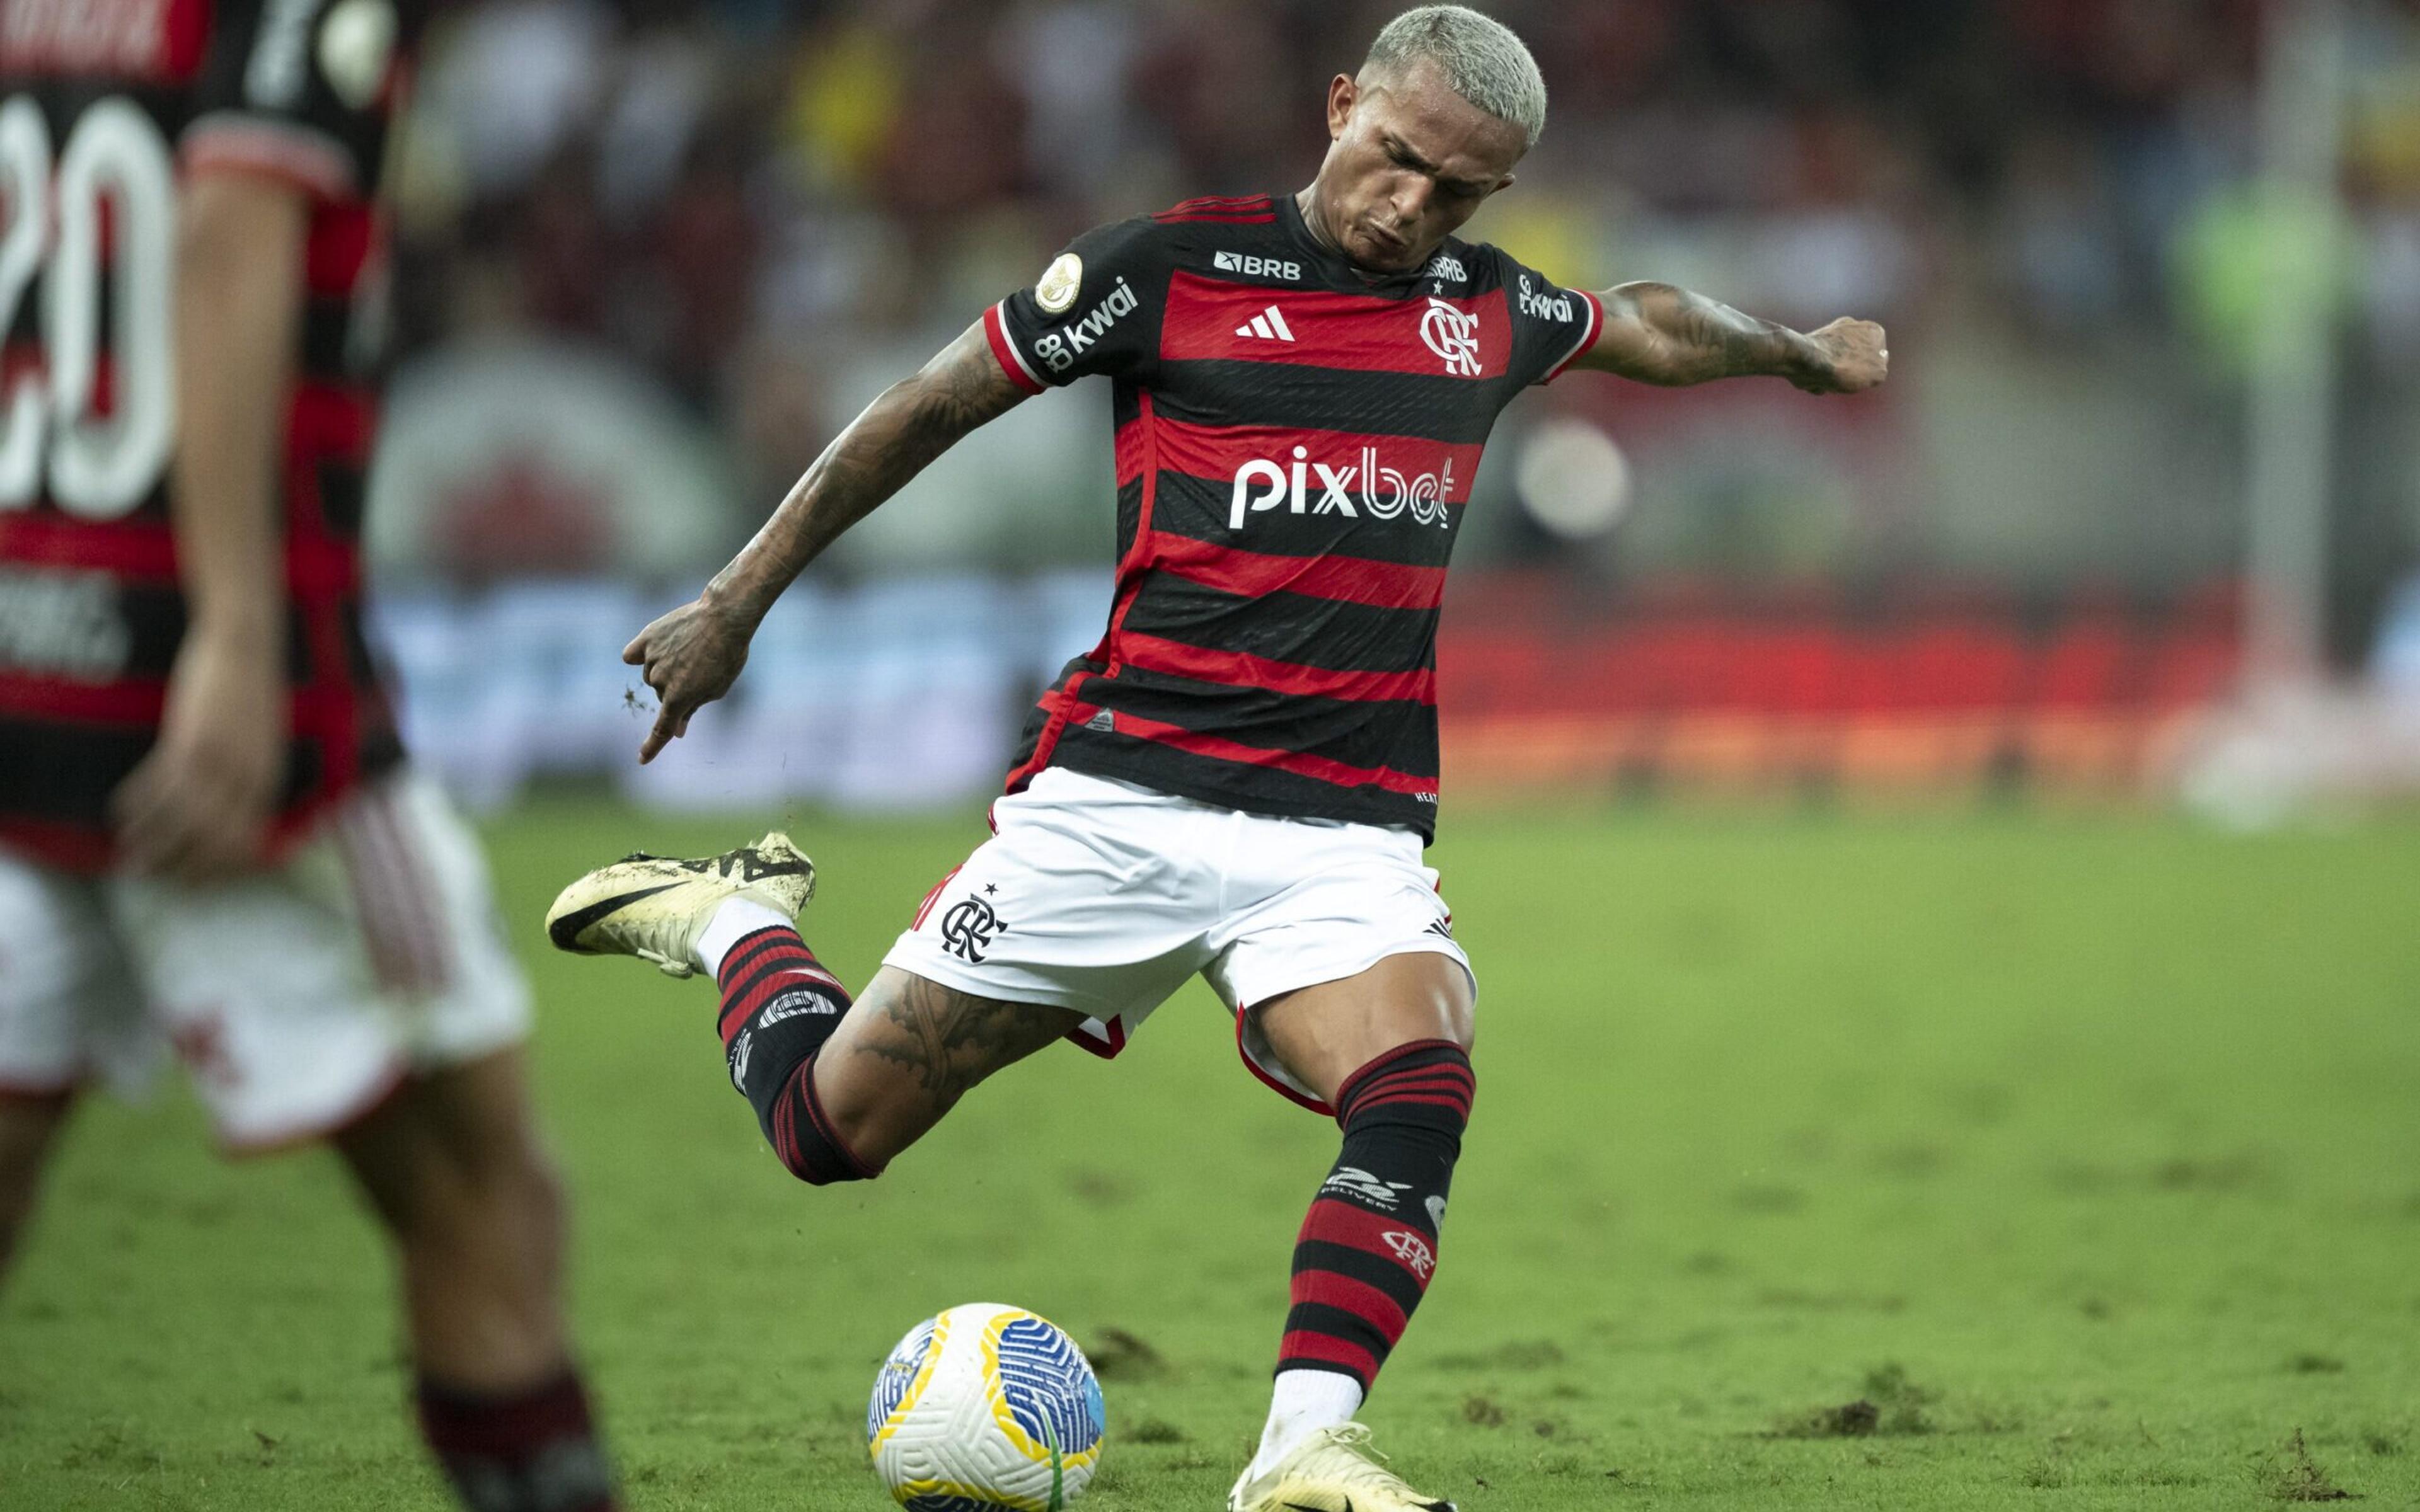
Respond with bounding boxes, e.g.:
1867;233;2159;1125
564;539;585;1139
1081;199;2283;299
333;1046;560;1257
814;966;1086;1162
1251;951;1475;1108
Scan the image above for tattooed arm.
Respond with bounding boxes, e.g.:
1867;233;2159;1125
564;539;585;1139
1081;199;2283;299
1575;282;1889;394
623;321;1030;761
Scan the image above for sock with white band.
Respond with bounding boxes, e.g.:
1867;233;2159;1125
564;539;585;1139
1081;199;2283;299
1247;1368;1365;1480
696;897;793;977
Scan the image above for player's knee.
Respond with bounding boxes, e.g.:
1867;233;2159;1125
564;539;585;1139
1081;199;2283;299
1335;1040;1477;1135
766;1060;888;1187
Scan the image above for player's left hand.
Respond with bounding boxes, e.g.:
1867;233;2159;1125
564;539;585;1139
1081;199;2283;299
111;624;288;883
1795;318;1889;394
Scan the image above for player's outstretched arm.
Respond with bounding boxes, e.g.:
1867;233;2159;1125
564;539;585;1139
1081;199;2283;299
1575;282;1888;394
625;320;1030;762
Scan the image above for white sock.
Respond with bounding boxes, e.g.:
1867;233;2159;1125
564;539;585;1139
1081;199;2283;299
1246;1370;1364;1480
694;896;793;977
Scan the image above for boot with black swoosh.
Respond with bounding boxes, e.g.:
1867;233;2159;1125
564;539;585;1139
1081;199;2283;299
543;832;815;978
1228;1423;1455;1512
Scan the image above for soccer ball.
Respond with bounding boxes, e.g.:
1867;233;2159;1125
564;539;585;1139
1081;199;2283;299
867;1303;1106;1510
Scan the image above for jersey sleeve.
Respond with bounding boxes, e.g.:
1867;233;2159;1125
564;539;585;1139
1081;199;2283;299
1491;248;1605;388
984;217;1169;394
183;0;409;201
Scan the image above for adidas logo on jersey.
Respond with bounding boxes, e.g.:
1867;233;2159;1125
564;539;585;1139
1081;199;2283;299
1235;305;1296;341
1214;251;1301;281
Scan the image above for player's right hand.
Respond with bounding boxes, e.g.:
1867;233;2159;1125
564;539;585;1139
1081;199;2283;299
623;597;754;764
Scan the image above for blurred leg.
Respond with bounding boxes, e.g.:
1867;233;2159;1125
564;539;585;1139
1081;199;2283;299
333;1047;565;1389
335;1048;617;1512
0;1091;73;1281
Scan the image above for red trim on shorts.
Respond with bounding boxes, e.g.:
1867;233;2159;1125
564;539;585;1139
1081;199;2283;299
1235;1004;1335;1118
909;866;964;931
1065;1016;1129;1060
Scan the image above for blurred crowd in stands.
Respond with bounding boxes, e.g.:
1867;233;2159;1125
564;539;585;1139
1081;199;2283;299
371;0;2420;657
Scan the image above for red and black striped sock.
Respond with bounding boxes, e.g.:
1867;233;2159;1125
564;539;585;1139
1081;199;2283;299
415;1368;618;1512
1277;1040;1476;1392
715;927;877;1185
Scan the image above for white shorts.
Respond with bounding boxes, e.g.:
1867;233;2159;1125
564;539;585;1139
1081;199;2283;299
0;770;531;1152
881;767;1473;1113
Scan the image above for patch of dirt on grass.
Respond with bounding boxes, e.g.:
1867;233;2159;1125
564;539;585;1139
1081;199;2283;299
2288;1353;2347;1375
1430;1339;1566;1372
1127;1418;1186;1445
1063;1169;1137;1208
1462;1395;1506;1427
1772;1363;1937;1439
1085;1326;1168;1381
2261;1429;2357;1502
1777;1398;1880;1438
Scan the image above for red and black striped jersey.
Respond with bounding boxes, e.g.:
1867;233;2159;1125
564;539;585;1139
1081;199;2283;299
986;192;1602;838
0;0;412;871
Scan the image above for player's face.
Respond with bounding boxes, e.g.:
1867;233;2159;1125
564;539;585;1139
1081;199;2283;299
1313;62;1526;273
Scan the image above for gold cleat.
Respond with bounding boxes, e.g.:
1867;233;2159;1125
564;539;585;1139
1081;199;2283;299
1228;1424;1455;1512
543;832;815;978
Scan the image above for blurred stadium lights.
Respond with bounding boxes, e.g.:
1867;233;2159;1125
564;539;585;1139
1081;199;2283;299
2243;0;2349;694
1512;418;1632;540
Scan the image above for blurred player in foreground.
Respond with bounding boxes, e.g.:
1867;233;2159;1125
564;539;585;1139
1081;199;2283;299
551;7;1884;1509
0;3;616;1508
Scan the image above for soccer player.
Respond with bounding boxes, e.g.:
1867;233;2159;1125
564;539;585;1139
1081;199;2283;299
550;8;1886;1509
0;4;618;1509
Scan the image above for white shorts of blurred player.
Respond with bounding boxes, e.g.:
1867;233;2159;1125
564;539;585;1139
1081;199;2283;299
0;770;531;1153
882;767;1474;1115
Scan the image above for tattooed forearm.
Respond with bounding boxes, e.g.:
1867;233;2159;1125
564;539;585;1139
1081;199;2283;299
851;973;1081;1110
703;321;1028;624
1594;282;1829;387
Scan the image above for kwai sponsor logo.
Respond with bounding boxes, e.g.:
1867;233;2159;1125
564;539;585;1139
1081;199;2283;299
1228;445;1456;531
1034;276;1138;374
1516;273;1576;323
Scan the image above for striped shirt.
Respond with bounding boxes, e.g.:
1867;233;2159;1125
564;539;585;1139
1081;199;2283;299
0;0;412;870
986;192;1602;838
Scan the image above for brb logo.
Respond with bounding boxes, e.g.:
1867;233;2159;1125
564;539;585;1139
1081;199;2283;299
1034;277;1138;374
1419;297;1482;376
1229;445;1456;532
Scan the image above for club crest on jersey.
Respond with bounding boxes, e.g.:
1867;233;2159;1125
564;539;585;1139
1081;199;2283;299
1034;275;1136;373
1229;445;1455;532
1035;253;1083;314
1419;297;1482;377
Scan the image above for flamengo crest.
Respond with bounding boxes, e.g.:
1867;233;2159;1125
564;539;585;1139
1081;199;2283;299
1419;297;1482;376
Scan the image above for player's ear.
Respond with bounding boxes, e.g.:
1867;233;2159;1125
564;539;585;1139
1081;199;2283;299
1327;74;1357;139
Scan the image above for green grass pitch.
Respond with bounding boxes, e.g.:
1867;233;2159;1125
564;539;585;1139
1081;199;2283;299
3;803;2416;1509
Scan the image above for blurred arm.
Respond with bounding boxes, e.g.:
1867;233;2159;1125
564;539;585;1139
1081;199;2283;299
623;320;1030;761
110;171;308;878
1576;282;1888;394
